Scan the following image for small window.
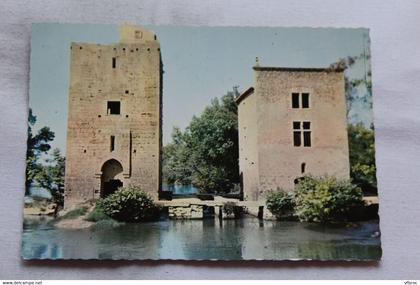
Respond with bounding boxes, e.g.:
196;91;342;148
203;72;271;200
301;163;306;174
110;136;115;152
303;121;311;129
112;57;116;68
302;93;310;108
107;101;121;115
293;121;300;129
292;93;300;108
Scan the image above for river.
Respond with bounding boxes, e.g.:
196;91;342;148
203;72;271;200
21;217;381;260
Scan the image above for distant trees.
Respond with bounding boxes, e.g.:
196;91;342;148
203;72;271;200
26;109;55;195
162;88;240;194
26;109;65;205
329;37;377;194
33;148;66;206
348;124;377;194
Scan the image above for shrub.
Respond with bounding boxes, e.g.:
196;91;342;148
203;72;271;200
85;203;112;222
100;185;159;222
223;202;241;218
60;206;88;220
294;176;363;223
265;189;295;219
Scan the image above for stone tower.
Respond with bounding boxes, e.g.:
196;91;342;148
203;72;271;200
64;25;162;207
236;66;350;201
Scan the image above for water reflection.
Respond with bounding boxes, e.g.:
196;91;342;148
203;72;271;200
21;217;381;260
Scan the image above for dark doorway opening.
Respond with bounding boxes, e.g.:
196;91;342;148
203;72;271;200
100;159;123;198
103;179;123;197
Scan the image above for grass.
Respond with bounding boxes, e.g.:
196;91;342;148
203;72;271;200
85;205;112;222
59;206;88;220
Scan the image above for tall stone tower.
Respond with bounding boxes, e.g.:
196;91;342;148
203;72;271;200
236;66;350;201
64;25;162;207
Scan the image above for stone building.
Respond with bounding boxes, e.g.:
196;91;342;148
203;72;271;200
64;25;162;207
236;65;350;201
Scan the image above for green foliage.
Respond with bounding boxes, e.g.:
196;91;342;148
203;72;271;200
33;148;66;205
60;206;88;220
294;176;364;223
348;124;377;194
26;109;55;195
162;87;240;194
100;185;159;222
162;127;193;185
222;201;236;215
265;190;295;219
328;37;372;121
85;204;112;222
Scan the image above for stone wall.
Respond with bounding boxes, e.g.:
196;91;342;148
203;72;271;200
238;67;350;201
64;26;162;207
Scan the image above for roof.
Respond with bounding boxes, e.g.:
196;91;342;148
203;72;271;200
253;66;345;72
235;87;254;105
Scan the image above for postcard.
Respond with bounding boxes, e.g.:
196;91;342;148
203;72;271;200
22;23;381;260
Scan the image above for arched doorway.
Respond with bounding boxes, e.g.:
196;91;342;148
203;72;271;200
101;159;123;198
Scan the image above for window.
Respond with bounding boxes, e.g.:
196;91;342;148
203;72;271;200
293;121;312;147
291;92;310;108
301;163;306;174
292;93;300;108
302;93;310;108
107;101;120;115
110;136;115;152
112;57;116;68
293;121;301;146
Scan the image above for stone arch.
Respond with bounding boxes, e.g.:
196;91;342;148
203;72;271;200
101;159;123;198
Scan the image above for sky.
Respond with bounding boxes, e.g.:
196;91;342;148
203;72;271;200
29;23;371;153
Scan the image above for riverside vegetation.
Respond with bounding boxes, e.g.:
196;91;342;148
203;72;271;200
266;176;365;223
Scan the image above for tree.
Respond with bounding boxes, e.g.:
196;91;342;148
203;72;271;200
26;109;55;195
329;32;372;125
162;87;240;194
348;124;377;194
34;148;66;205
162;127;193;186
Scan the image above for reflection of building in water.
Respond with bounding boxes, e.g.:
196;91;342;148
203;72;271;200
64;25;162;207
160;219;243;260
237;65;350;201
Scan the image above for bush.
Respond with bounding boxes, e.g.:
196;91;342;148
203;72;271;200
265;190;295;219
100;185;159;222
60;206;88;220
222;201;242;217
294;176;363;223
85;203;112;222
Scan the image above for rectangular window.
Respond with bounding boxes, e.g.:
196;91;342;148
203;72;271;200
293;121;301;146
112;57;116;68
302;93;310;108
293;121;312;147
293;131;301;146
292;93;300;108
303;131;311;147
110;136;115;152
107;101;120;115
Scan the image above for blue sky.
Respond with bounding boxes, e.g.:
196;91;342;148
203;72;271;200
29;23;371;152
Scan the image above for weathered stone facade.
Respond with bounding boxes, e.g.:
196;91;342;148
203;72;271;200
237;66;350;201
64;25;162;207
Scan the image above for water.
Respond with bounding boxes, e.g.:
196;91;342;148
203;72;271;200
161;184;199;195
21;217;381;260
